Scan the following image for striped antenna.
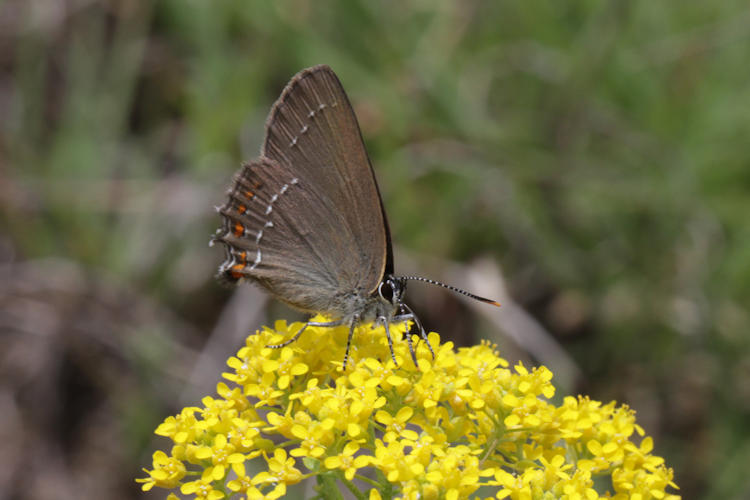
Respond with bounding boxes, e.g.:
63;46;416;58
399;276;500;307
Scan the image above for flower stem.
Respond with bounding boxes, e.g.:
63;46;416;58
317;473;345;500
339;474;367;500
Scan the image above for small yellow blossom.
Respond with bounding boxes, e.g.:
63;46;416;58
324;442;371;480
138;316;680;500
180;468;225;499
136;450;186;490
375;407;418;442
257;448;304;485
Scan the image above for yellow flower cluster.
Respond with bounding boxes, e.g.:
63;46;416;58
138;316;680;499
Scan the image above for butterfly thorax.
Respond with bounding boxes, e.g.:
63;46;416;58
319;275;406;324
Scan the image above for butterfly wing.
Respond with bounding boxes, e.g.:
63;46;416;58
214;65;391;314
263;65;393;283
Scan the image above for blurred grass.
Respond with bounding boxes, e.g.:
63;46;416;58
1;0;750;498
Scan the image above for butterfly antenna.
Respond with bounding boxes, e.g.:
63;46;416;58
400;276;501;307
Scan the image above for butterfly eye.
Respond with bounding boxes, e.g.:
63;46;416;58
379;277;406;304
378;280;394;302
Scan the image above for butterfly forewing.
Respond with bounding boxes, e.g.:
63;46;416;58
215;65;390;314
261;65;390;296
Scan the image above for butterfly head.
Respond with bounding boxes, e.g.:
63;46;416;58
378;275;407;309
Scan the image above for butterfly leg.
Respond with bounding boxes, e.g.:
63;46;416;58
342;314;360;370
376;316;399;366
266;318;344;349
404;322;417;365
395;303;435;360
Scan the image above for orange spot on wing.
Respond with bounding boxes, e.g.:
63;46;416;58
237;203;247;214
230;263;244;279
233;222;244;237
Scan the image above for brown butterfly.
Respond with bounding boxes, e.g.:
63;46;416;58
212;65;499;368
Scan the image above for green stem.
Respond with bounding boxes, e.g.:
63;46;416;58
353;473;380;488
317;473;344;500
275;440;297;448
375;470;395;500
339;474;367;500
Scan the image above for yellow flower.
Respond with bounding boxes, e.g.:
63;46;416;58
226;461;255;495
138;318;680;500
324;442;372;480
493;468;536;500
259;346;309;390
256;448;303;484
375;407;418;442
243;448;305;499
372;438;424;483
155;407;201;444
191;433;245;481
180;468;225;499
289;416;335;458
423;445;490;499
136;450;186;490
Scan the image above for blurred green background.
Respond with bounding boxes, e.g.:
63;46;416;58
2;1;749;498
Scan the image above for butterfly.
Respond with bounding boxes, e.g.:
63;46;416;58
212;65;498;368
